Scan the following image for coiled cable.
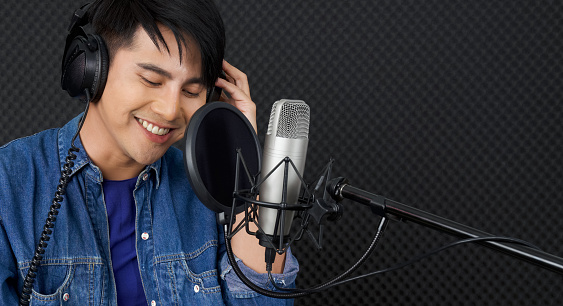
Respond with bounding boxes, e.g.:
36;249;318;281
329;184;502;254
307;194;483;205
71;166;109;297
19;100;90;305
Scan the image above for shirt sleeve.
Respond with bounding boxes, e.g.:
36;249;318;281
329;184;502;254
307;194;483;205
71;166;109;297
0;216;20;304
214;219;300;305
219;247;299;305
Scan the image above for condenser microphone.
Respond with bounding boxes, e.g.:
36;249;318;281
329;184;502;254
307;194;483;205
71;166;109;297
257;99;310;248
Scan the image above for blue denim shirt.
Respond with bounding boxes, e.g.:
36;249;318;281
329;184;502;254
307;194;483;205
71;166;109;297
0;115;298;305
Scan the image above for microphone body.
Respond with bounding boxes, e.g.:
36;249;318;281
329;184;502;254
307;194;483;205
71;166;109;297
258;99;310;247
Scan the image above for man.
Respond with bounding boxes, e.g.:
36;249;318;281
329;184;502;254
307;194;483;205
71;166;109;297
0;0;298;304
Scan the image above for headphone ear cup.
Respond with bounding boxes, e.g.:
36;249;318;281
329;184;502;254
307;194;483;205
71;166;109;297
61;36;89;98
206;70;226;103
207;86;222;103
89;34;109;102
61;33;109;102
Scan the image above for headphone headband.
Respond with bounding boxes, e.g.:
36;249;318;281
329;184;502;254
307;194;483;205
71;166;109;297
67;3;91;32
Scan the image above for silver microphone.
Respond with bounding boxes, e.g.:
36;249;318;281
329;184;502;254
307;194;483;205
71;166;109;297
257;99;310;248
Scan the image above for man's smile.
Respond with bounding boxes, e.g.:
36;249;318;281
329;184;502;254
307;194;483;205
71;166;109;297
136;118;172;136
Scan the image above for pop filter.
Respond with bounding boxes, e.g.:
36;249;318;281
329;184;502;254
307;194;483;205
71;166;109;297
183;102;261;215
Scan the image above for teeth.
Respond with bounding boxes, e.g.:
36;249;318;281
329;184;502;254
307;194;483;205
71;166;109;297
137;118;170;136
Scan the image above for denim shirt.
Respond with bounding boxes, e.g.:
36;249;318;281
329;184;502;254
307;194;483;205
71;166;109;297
0;115;298;305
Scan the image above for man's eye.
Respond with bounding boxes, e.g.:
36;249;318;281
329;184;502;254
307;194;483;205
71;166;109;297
182;89;200;98
141;76;161;86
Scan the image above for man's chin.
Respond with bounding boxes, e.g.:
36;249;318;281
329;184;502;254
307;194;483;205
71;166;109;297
133;148;169;167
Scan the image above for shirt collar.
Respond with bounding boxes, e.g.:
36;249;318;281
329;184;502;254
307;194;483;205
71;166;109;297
57;113;162;187
144;158;162;188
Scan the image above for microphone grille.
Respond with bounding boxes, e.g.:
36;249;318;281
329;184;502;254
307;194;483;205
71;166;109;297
267;100;310;139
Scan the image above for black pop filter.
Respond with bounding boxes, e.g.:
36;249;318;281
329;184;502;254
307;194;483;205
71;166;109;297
183;102;261;215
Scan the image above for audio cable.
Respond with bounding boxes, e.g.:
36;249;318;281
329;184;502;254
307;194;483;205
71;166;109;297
20;96;90;306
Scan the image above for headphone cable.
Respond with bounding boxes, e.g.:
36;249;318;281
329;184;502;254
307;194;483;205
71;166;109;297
19;96;90;306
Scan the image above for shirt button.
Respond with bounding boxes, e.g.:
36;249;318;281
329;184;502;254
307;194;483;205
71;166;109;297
142;173;149;181
194;284;200;293
151;300;156;306
141;232;149;240
63;293;70;301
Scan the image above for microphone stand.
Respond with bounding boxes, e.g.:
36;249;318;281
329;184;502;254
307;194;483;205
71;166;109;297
328;177;563;274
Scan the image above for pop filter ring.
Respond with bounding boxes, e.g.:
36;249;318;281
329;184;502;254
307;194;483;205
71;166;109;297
183;102;261;216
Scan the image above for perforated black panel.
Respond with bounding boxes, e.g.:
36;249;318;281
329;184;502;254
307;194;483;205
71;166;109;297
1;1;562;305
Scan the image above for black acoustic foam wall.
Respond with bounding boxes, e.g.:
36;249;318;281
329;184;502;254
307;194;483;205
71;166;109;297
1;1;562;305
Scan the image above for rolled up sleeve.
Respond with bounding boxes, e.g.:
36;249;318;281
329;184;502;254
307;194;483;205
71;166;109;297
219;247;299;305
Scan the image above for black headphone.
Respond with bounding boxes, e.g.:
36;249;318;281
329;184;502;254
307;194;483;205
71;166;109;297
61;3;107;102
61;3;222;103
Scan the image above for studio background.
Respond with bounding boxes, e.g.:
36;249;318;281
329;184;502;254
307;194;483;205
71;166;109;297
1;1;562;305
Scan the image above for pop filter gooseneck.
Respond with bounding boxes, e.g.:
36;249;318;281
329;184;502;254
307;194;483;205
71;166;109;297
183;102;261;216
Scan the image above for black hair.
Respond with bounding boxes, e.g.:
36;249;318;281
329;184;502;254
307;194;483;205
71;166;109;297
89;0;225;90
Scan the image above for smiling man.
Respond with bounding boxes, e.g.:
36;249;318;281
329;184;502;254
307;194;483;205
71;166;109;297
0;0;297;305
80;25;209;180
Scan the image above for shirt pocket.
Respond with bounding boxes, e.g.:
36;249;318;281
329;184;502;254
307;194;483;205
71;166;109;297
24;258;106;306
154;253;223;305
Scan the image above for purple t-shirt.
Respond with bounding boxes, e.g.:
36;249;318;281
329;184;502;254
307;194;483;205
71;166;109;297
102;177;148;306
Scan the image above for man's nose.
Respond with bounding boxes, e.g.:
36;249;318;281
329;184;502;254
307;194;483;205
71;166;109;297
153;88;182;122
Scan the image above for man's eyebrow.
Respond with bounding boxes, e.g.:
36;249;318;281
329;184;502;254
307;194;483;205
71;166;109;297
137;63;173;79
136;62;204;84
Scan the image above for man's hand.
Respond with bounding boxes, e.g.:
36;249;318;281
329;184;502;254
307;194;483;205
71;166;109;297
215;60;257;132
